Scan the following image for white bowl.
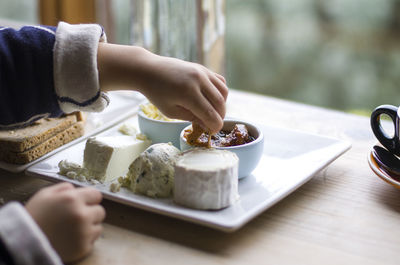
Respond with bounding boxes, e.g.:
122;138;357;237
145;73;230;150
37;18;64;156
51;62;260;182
180;119;264;179
138;111;191;148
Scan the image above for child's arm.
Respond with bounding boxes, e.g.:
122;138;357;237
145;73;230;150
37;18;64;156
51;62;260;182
97;43;228;134
0;25;62;129
0;22;109;129
0;22;228;133
0;201;63;265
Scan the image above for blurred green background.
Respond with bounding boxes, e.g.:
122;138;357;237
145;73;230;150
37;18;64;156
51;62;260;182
1;0;399;114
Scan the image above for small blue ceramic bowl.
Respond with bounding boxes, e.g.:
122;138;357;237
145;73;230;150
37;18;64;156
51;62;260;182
138;110;191;148
180;119;264;179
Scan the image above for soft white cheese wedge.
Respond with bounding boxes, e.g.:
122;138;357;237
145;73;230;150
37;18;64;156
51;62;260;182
83;135;151;183
174;148;239;210
128;143;180;198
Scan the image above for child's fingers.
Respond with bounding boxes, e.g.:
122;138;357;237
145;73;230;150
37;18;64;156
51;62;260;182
76;188;103;205
90;224;104;244
88;205;106;224
183;94;223;134
209;73;229;101
200;79;226;120
162;105;207;130
49;182;75;192
167;105;195;121
215;72;227;85
171;106;207;130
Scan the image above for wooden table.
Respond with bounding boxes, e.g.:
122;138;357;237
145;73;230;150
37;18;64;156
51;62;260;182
1;89;399;265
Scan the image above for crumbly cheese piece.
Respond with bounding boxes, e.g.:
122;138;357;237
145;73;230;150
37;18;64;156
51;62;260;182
110;182;121;193
118;176;131;187
118;123;137;136
128;143;180;198
83;135;151;183
174;148;239;210
58;159;90;181
135;133;148;141
58;159;83;175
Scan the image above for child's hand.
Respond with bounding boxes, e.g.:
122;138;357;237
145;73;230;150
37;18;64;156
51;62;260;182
137;55;228;134
98;43;229;134
25;182;105;263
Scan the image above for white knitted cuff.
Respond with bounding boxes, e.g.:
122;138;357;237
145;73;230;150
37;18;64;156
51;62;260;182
54;21;109;113
0;202;62;265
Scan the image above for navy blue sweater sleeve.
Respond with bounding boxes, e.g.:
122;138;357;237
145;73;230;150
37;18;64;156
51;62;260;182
0;26;63;129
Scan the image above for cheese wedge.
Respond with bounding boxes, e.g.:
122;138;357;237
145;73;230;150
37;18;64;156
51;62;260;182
174;148;239;210
83;135;151;183
128;143;180;198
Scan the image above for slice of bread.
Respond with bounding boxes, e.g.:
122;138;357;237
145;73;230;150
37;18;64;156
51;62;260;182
0;112;86;164
0;121;85;164
0;112;83;152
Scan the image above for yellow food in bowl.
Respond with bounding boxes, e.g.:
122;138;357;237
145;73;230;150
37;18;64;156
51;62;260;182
138;103;190;148
140;103;180;122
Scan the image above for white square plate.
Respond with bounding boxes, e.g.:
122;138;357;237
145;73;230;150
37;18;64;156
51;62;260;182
25;117;351;232
1;91;146;173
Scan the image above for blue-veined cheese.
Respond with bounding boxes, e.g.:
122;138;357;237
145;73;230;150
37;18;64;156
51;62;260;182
174;148;239;210
128;143;180;198
83;135;151;183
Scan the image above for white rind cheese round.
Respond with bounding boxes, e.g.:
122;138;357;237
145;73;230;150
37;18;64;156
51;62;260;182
174;148;239;210
128;143;180;198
